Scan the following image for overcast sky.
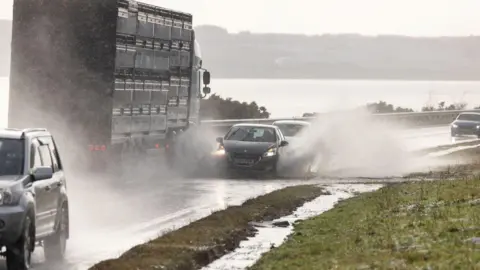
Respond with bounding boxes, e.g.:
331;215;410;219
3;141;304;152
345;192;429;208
1;0;479;36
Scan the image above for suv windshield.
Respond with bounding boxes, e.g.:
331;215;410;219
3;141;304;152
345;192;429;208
275;123;307;137
0;139;24;176
225;126;276;143
457;113;480;121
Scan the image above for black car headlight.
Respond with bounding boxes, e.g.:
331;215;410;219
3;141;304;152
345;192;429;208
263;147;277;157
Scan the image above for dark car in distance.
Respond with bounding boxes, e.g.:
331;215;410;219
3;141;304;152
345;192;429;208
212;124;289;178
451;112;480;138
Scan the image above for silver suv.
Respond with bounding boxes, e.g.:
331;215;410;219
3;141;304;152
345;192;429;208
0;128;69;269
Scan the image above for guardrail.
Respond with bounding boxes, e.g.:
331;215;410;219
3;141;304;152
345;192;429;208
200;109;480;133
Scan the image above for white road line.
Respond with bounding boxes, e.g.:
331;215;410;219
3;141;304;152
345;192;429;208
427;143;480;157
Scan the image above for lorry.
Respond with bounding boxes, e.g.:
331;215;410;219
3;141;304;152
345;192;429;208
8;0;212;172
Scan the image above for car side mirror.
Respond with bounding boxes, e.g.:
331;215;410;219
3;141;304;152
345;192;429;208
280;140;289;147
203;70;211;85
216;137;224;144
31;166;53;181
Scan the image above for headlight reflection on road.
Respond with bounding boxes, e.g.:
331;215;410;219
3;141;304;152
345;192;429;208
214;180;227;209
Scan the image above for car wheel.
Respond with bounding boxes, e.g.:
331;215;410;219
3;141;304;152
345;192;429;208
6;216;33;270
44;205;68;262
268;163;279;179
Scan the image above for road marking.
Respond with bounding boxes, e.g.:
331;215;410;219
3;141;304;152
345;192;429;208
427;143;480;157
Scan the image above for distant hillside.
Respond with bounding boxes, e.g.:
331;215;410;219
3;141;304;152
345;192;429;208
1;20;480;80
195;25;480;80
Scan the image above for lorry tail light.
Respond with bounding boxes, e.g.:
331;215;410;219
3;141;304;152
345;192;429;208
155;144;160;149
89;145;107;152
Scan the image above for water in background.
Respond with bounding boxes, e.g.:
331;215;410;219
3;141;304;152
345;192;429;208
2;77;480;125
210;78;480;117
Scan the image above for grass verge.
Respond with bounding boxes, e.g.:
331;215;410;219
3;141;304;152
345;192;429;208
90;185;327;270
251;178;480;269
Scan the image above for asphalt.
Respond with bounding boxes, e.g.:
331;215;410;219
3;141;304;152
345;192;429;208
29;177;315;270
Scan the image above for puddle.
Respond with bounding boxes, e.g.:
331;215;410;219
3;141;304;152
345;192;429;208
201;184;382;270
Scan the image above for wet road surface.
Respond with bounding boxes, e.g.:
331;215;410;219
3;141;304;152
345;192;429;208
20;177;319;270
0;125;476;270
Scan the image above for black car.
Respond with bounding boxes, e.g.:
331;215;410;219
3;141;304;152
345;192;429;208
212;124;289;177
451;112;480;138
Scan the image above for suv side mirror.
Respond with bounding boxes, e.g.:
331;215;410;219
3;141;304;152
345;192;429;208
280;140;289;147
216;137;224;144
203;70;211;85
31;166;53;181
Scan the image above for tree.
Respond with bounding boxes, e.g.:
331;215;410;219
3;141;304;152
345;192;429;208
421;106;435;112
366;101;414;114
446;102;467;110
200;94;271;120
422;101;467;111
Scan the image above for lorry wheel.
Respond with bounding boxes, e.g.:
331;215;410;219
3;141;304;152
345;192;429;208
6;216;33;270
44;205;68;262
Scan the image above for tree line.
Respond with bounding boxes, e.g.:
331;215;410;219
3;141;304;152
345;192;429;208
200;94;270;120
199;95;476;120
303;101;473;117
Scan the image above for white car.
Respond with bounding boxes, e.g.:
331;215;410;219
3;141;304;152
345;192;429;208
272;120;320;177
272;120;311;144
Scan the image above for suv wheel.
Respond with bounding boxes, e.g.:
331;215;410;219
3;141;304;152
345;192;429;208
6;216;33;270
44;205;68;262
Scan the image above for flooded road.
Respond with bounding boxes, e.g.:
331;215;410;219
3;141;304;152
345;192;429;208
23;177;319;270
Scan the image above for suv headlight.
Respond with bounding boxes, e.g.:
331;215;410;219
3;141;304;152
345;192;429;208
263;147;277;157
451;124;458;128
0;187;20;206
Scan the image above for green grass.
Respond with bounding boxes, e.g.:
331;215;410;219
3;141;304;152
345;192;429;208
251;178;480;270
90;185;327;270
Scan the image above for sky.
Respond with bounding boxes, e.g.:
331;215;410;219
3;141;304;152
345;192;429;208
0;0;479;36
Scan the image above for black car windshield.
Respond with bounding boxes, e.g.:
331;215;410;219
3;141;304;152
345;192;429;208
457;113;480;121
275;123;307;137
225;126;276;143
0;139;24;176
